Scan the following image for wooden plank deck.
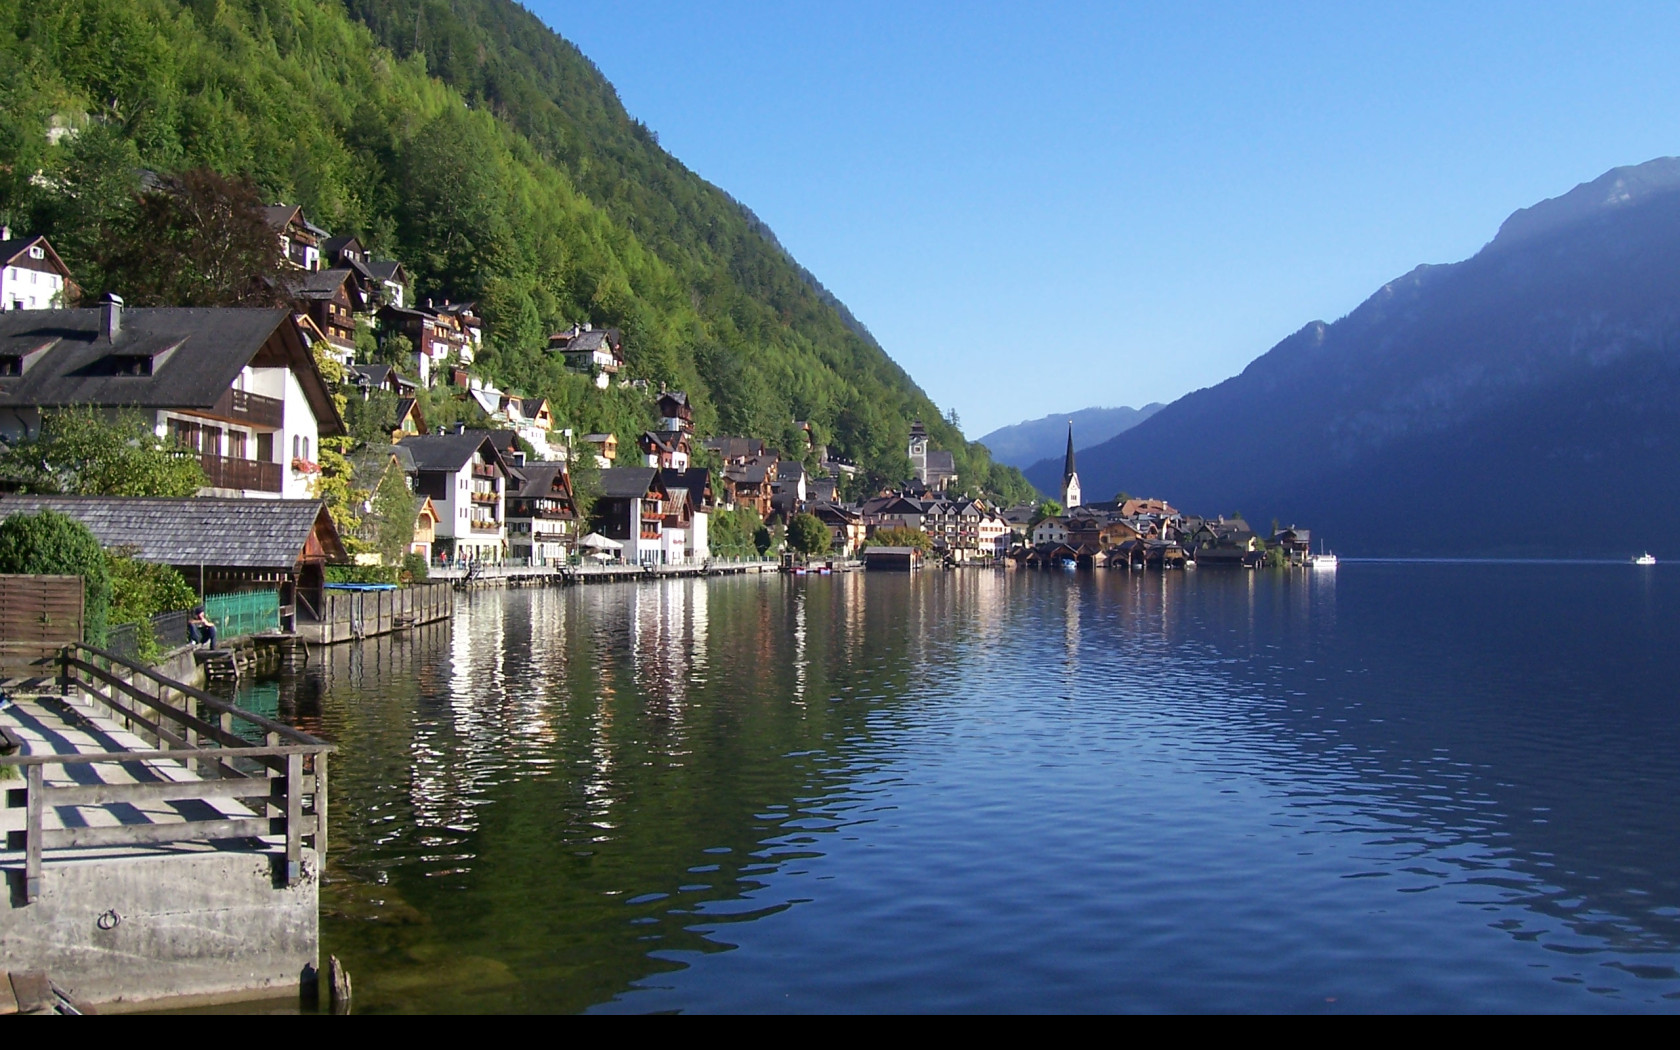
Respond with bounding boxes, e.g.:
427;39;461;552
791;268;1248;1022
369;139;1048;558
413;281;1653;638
0;690;263;851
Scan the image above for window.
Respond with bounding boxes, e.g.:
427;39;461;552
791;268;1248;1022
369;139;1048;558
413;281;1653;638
28;246;43;260
292;435;300;461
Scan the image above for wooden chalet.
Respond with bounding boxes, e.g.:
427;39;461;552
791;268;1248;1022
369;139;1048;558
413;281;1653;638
0;495;347;622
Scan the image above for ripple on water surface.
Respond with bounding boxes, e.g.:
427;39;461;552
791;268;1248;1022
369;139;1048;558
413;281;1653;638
260;566;1680;1012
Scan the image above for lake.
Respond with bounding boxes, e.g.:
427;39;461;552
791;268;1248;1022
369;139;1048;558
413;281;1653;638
262;564;1680;1012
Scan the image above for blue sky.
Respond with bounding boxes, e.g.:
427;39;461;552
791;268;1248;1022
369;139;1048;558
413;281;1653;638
530;2;1680;436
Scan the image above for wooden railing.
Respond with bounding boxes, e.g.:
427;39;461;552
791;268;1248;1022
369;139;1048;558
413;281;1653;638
1;644;331;903
200;452;282;493
208;387;285;428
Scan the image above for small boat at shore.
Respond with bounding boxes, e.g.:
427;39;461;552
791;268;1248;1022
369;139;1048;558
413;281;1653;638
1635;552;1657;566
1309;542;1338;569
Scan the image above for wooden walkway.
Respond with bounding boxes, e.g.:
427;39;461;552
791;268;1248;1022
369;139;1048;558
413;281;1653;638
433;559;781;588
0;691;261;851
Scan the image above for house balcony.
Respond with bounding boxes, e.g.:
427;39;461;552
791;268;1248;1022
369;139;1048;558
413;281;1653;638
204;388;284;429
470;519;501;534
470;490;499;505
200;453;281;493
472;464;498;479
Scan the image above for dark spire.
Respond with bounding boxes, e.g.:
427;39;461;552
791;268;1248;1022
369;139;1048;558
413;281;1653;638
1063;421;1076;481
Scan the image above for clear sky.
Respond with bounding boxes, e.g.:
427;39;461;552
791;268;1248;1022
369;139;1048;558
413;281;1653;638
529;2;1680;436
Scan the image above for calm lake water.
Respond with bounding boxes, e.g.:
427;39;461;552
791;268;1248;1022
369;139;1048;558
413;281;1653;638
259;564;1680;1012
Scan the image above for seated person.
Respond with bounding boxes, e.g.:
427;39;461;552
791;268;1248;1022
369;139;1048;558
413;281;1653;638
187;607;218;649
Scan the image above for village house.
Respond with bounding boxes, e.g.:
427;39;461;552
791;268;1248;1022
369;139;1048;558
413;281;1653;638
657;391;694;432
264;204;328;272
1031;516;1071;547
809;502;868;556
398;429;511;564
504;461;577;566
703;436;766;465
638;430;691;470
860;493;932;534
411;497;441;564
0;494;348;624
595;467;671;566
721;453;779;519
548;324;624;389
655;466;712;564
366;259;410;310
378;303;473;387
466;379;559;459
0;297;344;500
771;461;809;520
0;230;75;311
581;432;617;469
288;267;366;363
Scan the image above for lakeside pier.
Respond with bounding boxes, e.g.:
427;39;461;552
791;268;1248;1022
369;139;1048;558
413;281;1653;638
0;645;329;1011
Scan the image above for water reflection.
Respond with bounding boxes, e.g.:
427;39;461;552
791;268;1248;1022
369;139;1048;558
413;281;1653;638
270;567;1680;1012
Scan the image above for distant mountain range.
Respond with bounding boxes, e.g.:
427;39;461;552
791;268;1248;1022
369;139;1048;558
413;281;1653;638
978;404;1164;470
1025;158;1680;556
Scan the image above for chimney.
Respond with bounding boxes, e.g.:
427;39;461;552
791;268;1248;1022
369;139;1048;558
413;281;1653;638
452;421;467;436
101;293;124;342
0;225;9;241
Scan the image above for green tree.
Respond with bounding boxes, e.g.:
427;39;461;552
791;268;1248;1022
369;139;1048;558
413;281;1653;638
0;509;111;644
753;524;773;556
569;447;602;529
0;408;205;496
370;460;419;566
105;547;196;659
788;512;830;555
1032;500;1065;524
864;526;931;551
96;168;289;307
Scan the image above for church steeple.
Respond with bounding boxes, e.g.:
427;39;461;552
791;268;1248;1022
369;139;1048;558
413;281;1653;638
1061;421;1081;509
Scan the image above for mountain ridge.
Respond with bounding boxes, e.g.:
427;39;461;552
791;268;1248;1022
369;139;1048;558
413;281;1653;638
978;404;1164;471
1026;157;1680;555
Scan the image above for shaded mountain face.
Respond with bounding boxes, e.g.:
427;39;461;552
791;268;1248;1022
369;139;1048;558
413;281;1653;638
978;404;1164;470
1026;159;1680;556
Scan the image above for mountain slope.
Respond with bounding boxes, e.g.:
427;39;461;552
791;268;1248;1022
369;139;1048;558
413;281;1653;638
978;404;1163;471
0;0;1029;499
1026;159;1680;555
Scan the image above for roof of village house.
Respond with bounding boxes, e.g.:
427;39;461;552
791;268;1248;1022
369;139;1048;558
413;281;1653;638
0;306;343;434
0;234;73;278
549;328;621;354
287;267;361;302
659;467;711;500
724;456;778;485
600;466;662;499
398;432;507;474
507;462;571;503
925;450;956;475
658;390;690;408
262;204;329;239
0;495;347;568
366;259;407;283
704;436;766;460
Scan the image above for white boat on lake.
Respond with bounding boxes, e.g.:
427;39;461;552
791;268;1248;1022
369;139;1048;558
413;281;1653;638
1635;552;1657;566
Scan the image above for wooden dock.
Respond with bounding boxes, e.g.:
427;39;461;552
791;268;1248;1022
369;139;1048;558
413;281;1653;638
432;559;781;589
0;644;330;1009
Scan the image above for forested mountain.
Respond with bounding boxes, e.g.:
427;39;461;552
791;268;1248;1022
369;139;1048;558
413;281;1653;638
978;404;1163;470
0;0;1029;500
1026;159;1680;556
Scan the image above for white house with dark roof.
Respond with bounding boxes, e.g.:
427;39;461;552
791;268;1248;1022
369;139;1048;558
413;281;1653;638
597;466;669;565
548;324;624;389
0;298;345;500
0;230;75;311
398;429;510;563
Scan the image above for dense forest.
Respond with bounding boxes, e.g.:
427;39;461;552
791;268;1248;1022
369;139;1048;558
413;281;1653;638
0;0;1032;502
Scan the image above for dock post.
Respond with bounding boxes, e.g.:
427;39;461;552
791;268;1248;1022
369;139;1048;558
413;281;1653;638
25;763;42;903
285;752;303;886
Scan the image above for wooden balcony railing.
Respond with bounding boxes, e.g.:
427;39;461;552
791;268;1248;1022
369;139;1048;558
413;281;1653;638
206;388;284;428
200;453;281;493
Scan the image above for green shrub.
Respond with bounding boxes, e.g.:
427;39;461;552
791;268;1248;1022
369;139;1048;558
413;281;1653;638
0;510;110;644
401;552;430;583
106;548;196;660
326;564;400;585
788;513;831;555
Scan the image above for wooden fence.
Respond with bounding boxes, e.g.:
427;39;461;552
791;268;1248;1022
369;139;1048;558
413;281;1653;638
304;581;453;645
0;574;83;680
1;643;331;903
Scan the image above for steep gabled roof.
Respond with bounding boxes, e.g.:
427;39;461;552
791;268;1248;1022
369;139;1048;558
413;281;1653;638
398;432;508;474
0;495;347;568
600;466;662;499
0;307;343;435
